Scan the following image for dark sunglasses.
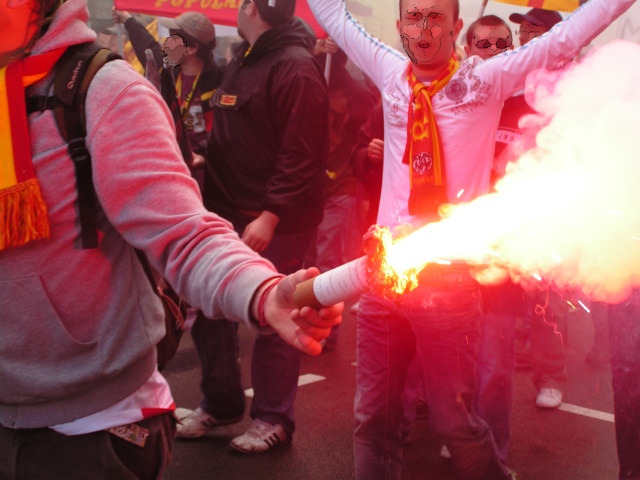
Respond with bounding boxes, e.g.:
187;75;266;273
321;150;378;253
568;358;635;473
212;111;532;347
475;36;512;49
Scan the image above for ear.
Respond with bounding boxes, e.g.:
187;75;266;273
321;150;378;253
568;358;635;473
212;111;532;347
245;1;258;17
452;18;463;43
397;18;402;36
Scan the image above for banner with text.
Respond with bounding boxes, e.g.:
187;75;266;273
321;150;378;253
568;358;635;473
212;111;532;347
113;0;325;37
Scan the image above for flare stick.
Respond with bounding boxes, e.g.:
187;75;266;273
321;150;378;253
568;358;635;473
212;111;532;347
293;256;369;309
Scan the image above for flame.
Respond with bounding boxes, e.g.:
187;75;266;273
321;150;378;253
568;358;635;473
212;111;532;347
383;41;640;304
362;226;419;297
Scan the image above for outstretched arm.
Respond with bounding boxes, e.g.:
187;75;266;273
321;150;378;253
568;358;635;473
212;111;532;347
307;0;406;92
480;0;637;100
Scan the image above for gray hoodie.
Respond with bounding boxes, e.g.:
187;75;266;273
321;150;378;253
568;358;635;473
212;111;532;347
0;0;277;429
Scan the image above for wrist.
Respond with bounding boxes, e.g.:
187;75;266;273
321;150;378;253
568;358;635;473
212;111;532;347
250;277;283;328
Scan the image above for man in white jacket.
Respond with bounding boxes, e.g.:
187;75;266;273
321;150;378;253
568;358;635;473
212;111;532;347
308;0;636;479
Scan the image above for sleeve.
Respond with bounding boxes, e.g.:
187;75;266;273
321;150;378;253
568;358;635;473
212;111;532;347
261;59;329;219
307;0;406;91
85;61;277;324
478;0;636;101
124;17;165;71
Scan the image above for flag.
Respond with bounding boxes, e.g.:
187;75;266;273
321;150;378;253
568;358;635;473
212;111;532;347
113;0;325;38
490;0;587;12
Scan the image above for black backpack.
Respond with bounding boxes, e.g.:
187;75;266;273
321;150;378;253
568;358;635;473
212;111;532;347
26;43;186;370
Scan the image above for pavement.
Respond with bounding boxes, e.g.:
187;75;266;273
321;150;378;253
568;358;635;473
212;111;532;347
162;300;619;480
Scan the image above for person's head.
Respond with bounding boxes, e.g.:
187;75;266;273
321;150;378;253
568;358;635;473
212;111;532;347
397;0;463;73
509;8;562;46
1;0;62;67
464;15;513;61
237;0;296;43
159;12;216;66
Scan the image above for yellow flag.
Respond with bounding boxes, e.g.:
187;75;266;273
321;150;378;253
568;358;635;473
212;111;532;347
491;0;585;12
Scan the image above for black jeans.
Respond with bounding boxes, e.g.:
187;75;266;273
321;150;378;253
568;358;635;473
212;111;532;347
0;412;176;480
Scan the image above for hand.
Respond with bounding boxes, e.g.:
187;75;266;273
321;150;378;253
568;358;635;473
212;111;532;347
314;37;339;55
257;269;343;356
367;139;384;163
241;211;279;253
112;7;131;24
191;153;205;168
324;37;339;54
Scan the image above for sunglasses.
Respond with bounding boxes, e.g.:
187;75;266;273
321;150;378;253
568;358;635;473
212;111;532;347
475;36;512;50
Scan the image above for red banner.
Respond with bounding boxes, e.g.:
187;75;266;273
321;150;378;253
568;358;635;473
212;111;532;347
113;0;325;38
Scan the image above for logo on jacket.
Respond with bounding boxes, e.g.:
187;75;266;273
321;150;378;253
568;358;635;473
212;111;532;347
445;79;467;103
220;95;238;106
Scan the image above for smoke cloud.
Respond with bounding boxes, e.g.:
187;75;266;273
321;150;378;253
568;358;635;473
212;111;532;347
389;41;640;303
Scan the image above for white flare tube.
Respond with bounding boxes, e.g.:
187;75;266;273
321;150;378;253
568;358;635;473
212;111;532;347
293;256;369;308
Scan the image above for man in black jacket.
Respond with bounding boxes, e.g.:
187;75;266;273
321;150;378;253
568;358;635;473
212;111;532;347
176;0;330;454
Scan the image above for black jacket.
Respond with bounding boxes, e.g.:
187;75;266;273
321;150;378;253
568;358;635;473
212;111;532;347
204;19;329;233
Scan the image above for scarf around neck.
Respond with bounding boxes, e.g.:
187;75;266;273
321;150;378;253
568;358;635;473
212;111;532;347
403;54;459;218
0;47;66;252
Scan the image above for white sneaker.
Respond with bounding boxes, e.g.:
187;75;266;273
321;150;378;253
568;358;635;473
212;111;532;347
175;407;242;439
536;387;563;409
230;419;291;454
440;445;452;459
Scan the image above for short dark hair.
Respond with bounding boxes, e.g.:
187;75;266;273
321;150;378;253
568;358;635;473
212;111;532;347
465;15;511;47
399;0;460;23
253;0;296;27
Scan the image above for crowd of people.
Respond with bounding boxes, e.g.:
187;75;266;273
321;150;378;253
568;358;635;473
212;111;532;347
1;0;639;479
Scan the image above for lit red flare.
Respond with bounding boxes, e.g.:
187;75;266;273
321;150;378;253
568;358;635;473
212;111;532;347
293;225;420;309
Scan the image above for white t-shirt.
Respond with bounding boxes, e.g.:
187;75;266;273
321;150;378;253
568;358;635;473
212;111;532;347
51;368;174;435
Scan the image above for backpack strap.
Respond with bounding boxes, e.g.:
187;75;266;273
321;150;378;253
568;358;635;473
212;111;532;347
48;44;120;248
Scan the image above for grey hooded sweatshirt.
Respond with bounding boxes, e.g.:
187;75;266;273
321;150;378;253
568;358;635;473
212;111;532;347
0;0;278;429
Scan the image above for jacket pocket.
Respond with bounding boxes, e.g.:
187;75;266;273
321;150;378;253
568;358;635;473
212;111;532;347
0;274;101;404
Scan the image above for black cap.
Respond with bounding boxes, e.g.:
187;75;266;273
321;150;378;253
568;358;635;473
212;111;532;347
509;8;563;31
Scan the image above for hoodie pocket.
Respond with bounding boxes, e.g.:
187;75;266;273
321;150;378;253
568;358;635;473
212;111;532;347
0;274;101;404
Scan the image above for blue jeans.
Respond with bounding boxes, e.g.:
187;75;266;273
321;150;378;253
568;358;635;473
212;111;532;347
475;282;521;462
193;227;312;435
609;290;640;480
354;266;511;480
476;311;515;462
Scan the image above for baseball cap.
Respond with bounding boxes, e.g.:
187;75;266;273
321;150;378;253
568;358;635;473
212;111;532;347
509;8;563;30
159;12;216;47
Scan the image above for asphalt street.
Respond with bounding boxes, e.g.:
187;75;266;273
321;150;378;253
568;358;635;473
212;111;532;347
162;300;618;480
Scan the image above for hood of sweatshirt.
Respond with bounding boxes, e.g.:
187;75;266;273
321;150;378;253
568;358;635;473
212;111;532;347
29;0;96;58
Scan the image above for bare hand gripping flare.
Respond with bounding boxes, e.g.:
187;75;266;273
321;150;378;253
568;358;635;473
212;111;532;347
293;226;420;309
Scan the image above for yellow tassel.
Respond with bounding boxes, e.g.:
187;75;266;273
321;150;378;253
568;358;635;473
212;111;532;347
0;178;50;252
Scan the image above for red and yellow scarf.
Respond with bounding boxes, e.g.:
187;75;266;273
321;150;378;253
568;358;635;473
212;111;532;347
0;47;66;252
403;54;459;217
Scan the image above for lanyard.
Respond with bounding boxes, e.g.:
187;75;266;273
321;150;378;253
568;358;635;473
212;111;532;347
176;71;201;121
